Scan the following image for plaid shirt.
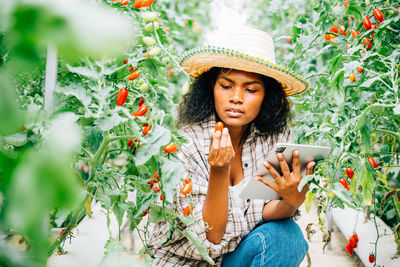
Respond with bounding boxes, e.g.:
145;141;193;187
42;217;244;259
148;114;290;266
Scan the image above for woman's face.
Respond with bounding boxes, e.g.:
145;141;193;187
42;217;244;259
213;69;265;129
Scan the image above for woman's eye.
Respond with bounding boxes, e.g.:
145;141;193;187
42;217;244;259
221;85;231;89
246;89;256;93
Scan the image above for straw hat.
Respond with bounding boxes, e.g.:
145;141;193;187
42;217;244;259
179;26;310;96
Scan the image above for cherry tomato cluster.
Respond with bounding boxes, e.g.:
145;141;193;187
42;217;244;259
181;178;192;195
345;232;358;255
147;171;160;190
128;138;141;155
325;6;388;83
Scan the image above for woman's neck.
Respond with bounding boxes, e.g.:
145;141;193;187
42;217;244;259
226;124;248;149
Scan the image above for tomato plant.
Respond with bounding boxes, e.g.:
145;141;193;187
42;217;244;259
246;0;400;262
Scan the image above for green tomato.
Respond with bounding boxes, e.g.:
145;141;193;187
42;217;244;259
142;12;158;22
144;21;160;32
143;36;156;46
140;83;149;91
149;47;161;56
139;79;146;85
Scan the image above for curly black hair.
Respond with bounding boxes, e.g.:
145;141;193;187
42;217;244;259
176;67;291;142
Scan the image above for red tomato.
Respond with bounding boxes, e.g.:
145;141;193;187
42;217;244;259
344;0;348;7
133;104;148;116
159;194;164;200
339;26;348;36
363;38;372;49
330;24;339;34
123;58;128;64
142;210;148;217
351;30;360;39
370;24;377;38
141;0;155;7
356;67;363;73
339;178;348;189
349;236;357;248
167;70;173;78
153;185;161;193
128;70;140;80
345;243;354;255
215;122;224;133
128;139;134;148
142;124;152;136
181;183;192;195
138;96;144;106
368;157;378;168
120;0;129;7
184;178;191;184
353;232;359;243
116;88;129;106
363;16;372;30
163;143;178;153
183;205;194;216
346;167;354;179
129;65;135;72
134;0;143;8
369;253;375;263
153;171;159;182
373;8;384;22
349;73;356;82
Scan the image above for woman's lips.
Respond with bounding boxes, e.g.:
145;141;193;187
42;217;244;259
225;108;243;118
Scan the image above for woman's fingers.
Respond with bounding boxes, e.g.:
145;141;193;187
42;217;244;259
262;161;284;183
223;128;235;163
277;153;291;179
208;129;221;161
255;176;279;193
306;161;316;175
218;128;228;161
292;149;301;180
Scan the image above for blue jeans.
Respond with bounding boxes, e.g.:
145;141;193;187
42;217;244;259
221;219;308;267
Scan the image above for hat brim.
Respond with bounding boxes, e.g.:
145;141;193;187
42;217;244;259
179;46;310;96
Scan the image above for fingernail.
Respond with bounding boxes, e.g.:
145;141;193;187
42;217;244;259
264;161;269;167
223;128;228;134
215;131;221;137
277;153;283;159
294;149;299;156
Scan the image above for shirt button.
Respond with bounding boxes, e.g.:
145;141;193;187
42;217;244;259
244;163;248;168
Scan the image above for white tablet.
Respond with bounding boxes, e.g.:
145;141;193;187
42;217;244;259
239;143;331;200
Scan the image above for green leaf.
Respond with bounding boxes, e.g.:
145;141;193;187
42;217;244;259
360;124;371;152
305;190;314;213
355;158;376;206
149;204;164;224
160;156;184;203
134;125;171;166
85;127;102;154
181;229;215;265
95;113;128;131
298;174;318;192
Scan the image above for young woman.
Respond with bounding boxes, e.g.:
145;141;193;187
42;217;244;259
148;27;315;266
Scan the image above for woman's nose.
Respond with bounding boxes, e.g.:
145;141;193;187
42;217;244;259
230;88;243;103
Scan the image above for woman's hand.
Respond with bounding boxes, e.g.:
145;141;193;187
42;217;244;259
207;128;235;169
256;149;315;208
